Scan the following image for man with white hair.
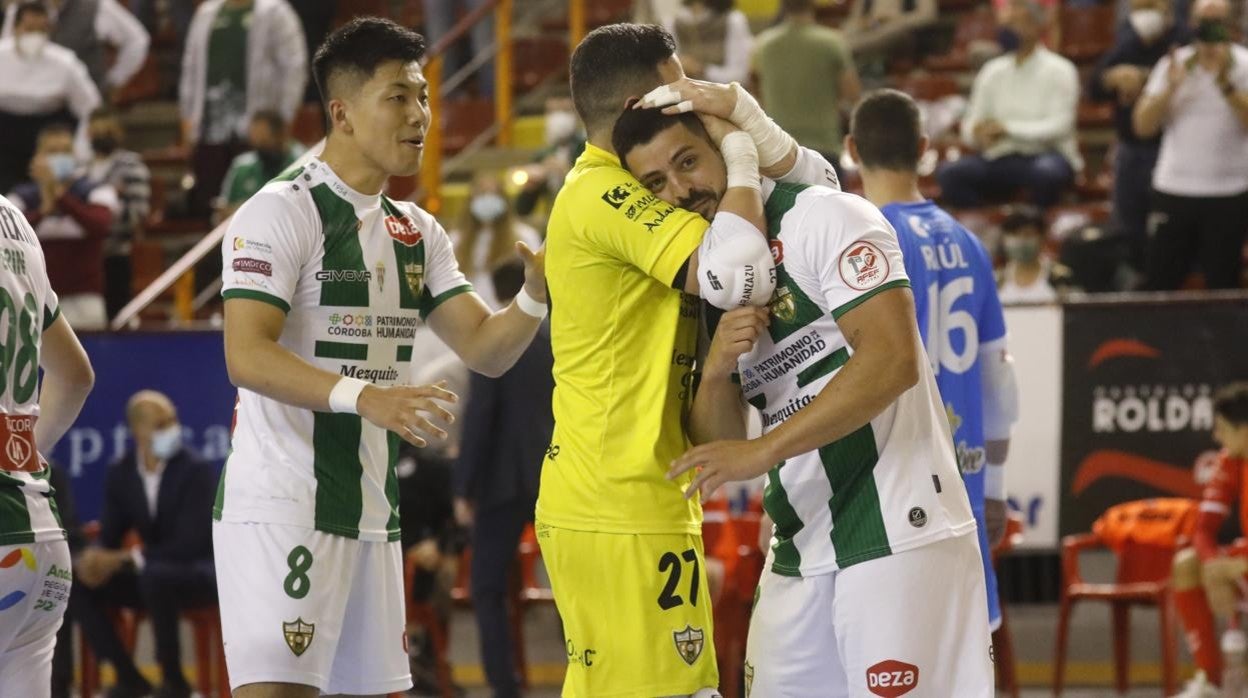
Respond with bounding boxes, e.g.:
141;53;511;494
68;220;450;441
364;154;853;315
937;0;1081;208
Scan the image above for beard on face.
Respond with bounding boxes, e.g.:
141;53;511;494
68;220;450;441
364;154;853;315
678;188;718;217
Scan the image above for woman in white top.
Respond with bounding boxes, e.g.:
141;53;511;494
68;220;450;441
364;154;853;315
451;172;542;309
666;0;753;85
997;205;1059;304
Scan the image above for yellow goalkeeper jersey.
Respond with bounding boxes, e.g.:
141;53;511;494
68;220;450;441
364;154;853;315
537;143;709;535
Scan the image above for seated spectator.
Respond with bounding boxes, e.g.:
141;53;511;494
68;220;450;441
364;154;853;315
85;107;150;319
180;0;307;218
8;123;115;330
996;205;1060;303
1134;0;1248;290
0;1;100;193
1090;0;1187;275
454;261;553;698
993;0;1059;48
753;0;861;171
73;390;218;698
215;109;304;223
452;173;542;309
514;96;585;223
1;0;150;98
667;0;752;85
937;0;1081;209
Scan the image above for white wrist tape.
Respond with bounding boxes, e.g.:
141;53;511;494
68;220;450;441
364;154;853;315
514;287;547;318
984;463;1006;501
980;339;1019;441
721;131;761;192
729;82;797;168
329;376;368;414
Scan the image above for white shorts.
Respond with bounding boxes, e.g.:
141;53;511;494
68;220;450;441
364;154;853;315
213;521;411;695
744;531;993;697
0;540;71;698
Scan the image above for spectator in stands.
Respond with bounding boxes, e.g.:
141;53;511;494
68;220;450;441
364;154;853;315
514;96;584;222
753;0;861;172
1;0;149;99
1134;0;1248;290
179;0;307;218
845;0;937;58
1090;0;1186;275
937;0;1081;208
635;0;684;26
452;172;542;309
667;0;752;85
7;123;114;329
0;1;100;194
992;0;1059;48
996;204;1060;303
215;109;304;223
73;390;218;698
455;261;554;698
86;107;150;319
422;0;494;97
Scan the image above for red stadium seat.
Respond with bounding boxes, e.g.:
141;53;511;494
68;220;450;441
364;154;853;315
896;71;962;101
924;6;998;73
512;36;570;92
1054;499;1197;696
1059;5;1116;64
291;103;327;147
438;97;495;154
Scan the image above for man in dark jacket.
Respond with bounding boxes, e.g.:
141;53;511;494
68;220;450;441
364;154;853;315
72;390;217;698
455;261;554;698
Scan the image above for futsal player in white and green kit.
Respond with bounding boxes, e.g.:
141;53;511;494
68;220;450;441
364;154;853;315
214;18;547;698
0;194;95;695
619;78;994;696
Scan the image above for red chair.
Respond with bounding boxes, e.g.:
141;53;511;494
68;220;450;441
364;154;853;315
1053;499;1198;696
705;510;764;698
403;551;456;698
1059;5;1116;64
924;6;998;73
991;513;1025;698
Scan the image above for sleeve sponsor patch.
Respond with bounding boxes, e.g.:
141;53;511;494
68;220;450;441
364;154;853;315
838;240;888;291
232;258;273;276
601;182;640;209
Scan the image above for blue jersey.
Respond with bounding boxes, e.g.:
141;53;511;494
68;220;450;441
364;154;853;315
883;201;1007;511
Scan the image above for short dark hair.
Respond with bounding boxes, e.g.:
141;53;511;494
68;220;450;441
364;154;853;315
250;109;288;134
14;1;48;25
570;24;676;137
850;89;923;172
313;17;426;123
611;107;708;169
1215;383;1248;427
1000;205;1046;235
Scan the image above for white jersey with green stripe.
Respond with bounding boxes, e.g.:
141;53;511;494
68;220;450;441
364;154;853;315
741;182;975;577
0;195;64;545
216;158;472;542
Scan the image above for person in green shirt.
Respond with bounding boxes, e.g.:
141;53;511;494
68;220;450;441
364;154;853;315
214;110;305;223
753;0;861;173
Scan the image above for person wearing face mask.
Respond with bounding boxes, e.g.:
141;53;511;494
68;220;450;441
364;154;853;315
938;0;1081;209
72;390;218;698
0;1;100;194
86;107;151;319
452;172;542;308
1134;0;1248;291
215;109;305;223
7;123;117;330
996;205;1060;304
1091;0;1188;279
515;96;586;220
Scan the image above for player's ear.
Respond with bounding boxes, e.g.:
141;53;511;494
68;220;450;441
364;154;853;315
329;99;353;136
844;134;860;167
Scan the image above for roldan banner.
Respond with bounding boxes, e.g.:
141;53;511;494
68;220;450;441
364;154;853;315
48;331;234;522
1059;296;1248;536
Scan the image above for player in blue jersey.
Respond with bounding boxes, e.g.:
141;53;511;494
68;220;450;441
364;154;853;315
846;89;1019;632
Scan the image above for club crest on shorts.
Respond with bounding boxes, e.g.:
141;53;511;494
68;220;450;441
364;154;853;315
744;661;754;696
672;625;704;665
282;617;315;657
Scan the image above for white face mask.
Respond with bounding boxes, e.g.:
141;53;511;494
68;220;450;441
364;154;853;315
150;424;182;460
1129;9;1167;42
544;110;579;146
16;32;47;58
469;193;508;224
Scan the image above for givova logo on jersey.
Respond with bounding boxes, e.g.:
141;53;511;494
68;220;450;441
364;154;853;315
866;659;919;697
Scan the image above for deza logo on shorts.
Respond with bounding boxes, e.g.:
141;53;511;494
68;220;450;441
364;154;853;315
866;659;919;697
